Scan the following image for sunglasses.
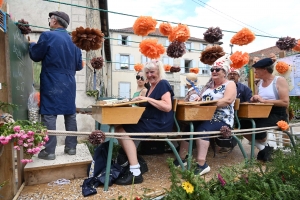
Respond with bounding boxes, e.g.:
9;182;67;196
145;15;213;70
136;75;144;81
210;68;222;72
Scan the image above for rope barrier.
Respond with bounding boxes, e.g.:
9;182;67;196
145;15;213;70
44;122;300;142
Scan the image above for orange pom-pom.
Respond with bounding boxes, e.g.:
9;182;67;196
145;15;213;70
230;51;249;69
134;63;143;72
0;0;3;8
168;24;190;43
133;16;157;36
159;22;172;36
275;61;289;74
292;40;300;52
277;120;289;131
230;28;255;46
139;39;165;59
189;68;199;74
164;64;171;71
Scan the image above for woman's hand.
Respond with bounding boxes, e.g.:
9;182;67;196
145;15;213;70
194;96;202;101
250;95;265;103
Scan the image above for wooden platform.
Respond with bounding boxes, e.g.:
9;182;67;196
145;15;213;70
24;143;92;186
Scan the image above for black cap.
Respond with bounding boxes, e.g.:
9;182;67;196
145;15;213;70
252;58;273;68
49;11;70;25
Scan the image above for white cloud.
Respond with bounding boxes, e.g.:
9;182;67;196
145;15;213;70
108;0;300;54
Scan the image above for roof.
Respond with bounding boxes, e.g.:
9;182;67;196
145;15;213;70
110;27;222;44
249;46;282;59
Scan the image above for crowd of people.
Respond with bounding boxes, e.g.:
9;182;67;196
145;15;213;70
31;10;289;186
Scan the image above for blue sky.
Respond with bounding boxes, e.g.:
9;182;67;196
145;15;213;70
108;0;299;54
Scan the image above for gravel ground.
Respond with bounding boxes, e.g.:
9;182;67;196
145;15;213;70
18;140;254;200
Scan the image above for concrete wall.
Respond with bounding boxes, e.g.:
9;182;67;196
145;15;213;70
6;0;99;143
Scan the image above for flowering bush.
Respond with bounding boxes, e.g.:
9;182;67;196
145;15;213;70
0;120;48;163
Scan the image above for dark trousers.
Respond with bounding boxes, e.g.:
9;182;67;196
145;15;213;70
41;114;78;154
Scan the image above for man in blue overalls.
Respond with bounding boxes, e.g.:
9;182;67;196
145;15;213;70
29;11;82;160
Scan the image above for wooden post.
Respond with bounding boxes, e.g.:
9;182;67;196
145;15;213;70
0;142;16;200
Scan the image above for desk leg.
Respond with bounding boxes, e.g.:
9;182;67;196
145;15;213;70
250;119;256;159
187;122;194;170
103;125;114;191
283;130;296;148
165;140;186;170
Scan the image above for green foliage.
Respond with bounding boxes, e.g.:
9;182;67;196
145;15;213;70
86;90;99;100
163;145;300;200
0;101;18;113
289;96;300;111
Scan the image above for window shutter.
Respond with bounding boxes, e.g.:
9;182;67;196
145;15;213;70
127;36;132;46
115;54;121;69
129;55;134;70
191;42;194;51
198;61;203;74
180;85;186;97
118;35;122;45
199;43;203;50
180;59;185;73
169;57;173;66
192;60;195;68
207;64;211;76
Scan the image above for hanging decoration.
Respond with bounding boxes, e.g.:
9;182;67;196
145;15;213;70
230;51;249;69
0;0;3;8
88;130;106;145
230;28;255;46
276;36;297;51
167;40;186;58
17;19;31;34
132;16;157;36
292;40;300;52
90;57;104;70
71;26;104;51
275;61;289;74
200;45;225;65
139;38;165;59
189;67;199;74
170;66;181;72
164;64;171;72
203;27;223;44
168;23;190;43
134;63;143;72
159;22;172;36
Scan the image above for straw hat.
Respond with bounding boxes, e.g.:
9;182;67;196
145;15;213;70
185;73;198;85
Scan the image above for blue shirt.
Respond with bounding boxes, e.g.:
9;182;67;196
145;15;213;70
29;28;82;115
236;82;252;103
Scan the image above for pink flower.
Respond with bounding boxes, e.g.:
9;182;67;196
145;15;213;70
43;135;49;142
5;135;12;140
27;149;33;153
1;139;10;145
27;131;34;136
18;140;23;145
14;146;20;150
21;159;33;164
27;142;33;146
218;174;226;186
0;136;5;140
21;134;28;139
23;143;28;147
13;126;21;132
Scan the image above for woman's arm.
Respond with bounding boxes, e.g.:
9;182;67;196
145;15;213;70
134;92;172;112
216;81;236;108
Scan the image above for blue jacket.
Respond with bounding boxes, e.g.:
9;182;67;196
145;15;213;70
236;82;252;103
29;28;82;115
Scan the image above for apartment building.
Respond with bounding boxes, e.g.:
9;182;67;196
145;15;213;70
109;27;219;98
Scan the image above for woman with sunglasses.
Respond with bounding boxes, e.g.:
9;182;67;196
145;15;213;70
175;55;236;176
114;60;174;185
132;71;147;99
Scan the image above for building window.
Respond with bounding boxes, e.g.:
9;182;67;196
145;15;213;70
120;55;129;69
202;44;207;50
202;64;210;75
184;60;192;73
121;35;128;45
186;42;191;51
